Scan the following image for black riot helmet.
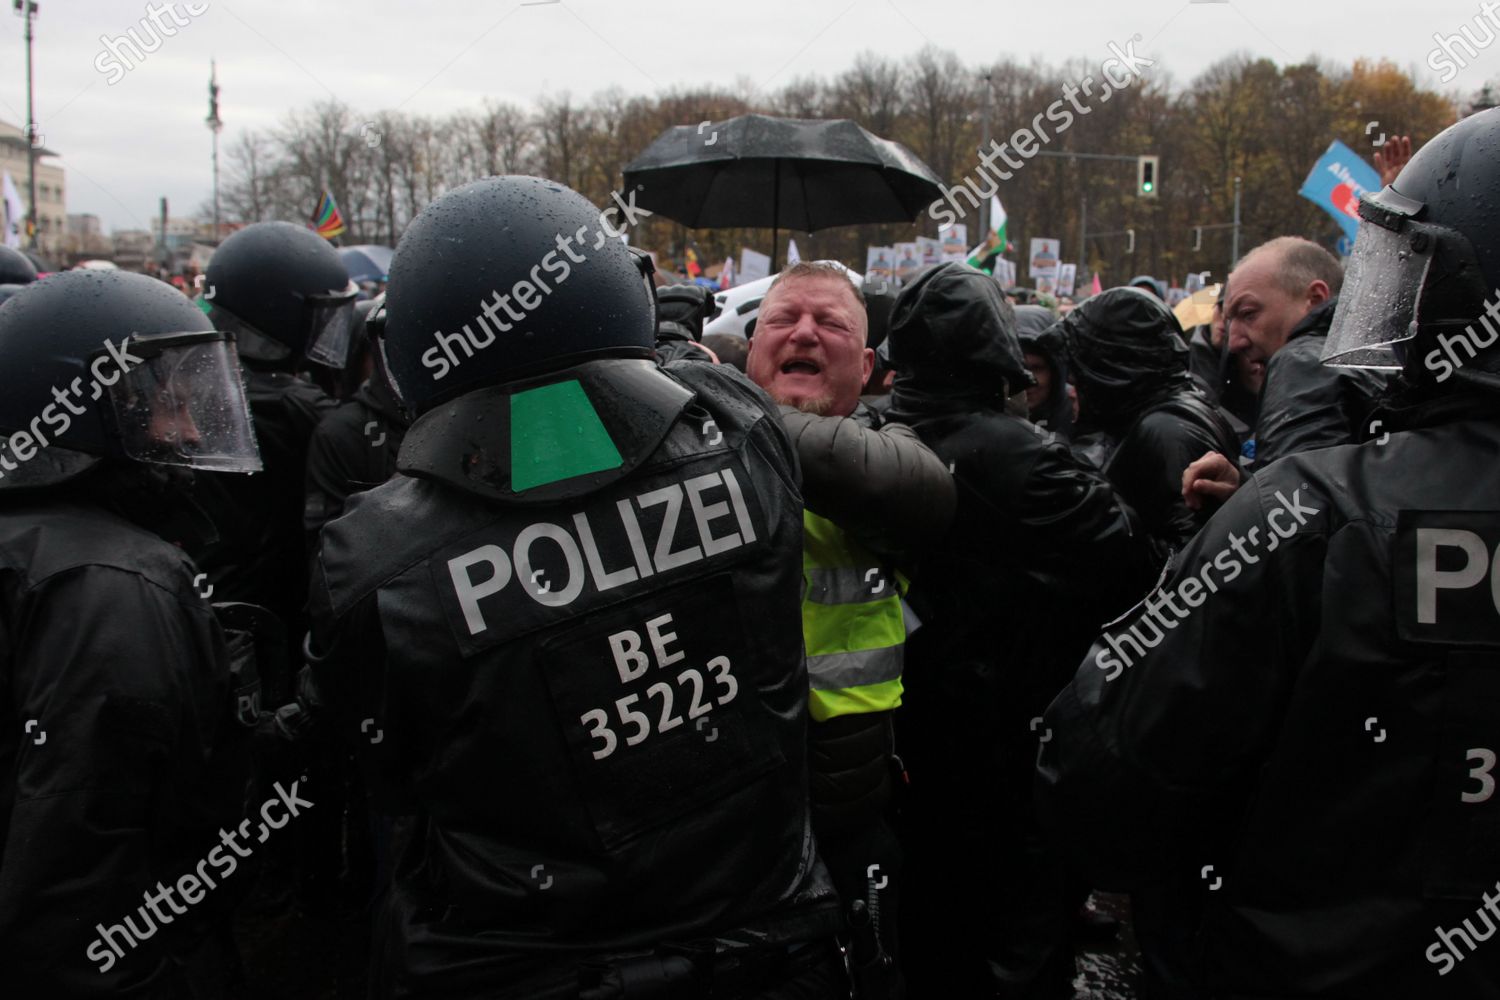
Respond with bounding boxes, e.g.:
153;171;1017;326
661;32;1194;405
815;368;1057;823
203;221;358;371
384;176;687;505
380;175;657;414
0;245;38;285
1324;107;1500;382
0;270;261;490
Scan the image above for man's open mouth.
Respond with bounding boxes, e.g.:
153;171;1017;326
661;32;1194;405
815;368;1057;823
781;360;821;375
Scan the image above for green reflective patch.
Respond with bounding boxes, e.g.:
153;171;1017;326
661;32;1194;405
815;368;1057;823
509;379;623;491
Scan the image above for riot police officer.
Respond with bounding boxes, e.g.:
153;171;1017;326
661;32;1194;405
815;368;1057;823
191;221;354;638
0;244;38;308
305;176;842;998
304;294;408;550
1039;107;1500;998
0;270;257;995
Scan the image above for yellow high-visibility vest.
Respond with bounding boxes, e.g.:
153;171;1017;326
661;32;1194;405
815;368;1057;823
802;510;906;722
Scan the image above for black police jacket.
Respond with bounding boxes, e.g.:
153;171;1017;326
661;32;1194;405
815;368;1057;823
1255;298;1390;466
189;369;335;650
304;377;408;550
0;474;249;996
1039;386;1500;997
307;359;837;998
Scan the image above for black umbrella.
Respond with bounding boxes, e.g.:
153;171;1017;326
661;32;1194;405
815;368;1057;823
339;244;394;284
623;114;943;271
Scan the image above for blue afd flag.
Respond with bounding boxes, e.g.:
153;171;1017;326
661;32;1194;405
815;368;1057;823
1299;140;1382;242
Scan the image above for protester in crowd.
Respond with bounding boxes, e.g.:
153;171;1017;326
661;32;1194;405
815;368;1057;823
1059;286;1241;562
1039;106;1500;999
0;270;256;996
1185;285;1259;454
306;177;845;998
860;273;899;411
884;262;1154;997
1015;303;1074;438
703;332;748;371
1375;133;1414;186
747;261;955;994
1182;237;1390;509
1128;275;1166;301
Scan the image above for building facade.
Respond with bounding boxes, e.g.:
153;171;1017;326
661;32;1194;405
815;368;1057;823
0;119;64;258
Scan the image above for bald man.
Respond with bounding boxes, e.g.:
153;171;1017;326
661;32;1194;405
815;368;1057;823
1184;237;1389;508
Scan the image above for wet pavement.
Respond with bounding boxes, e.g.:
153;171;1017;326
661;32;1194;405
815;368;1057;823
1072;892;1143;1000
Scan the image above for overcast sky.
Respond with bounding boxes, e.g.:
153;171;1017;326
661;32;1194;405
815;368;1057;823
1;0;1489;233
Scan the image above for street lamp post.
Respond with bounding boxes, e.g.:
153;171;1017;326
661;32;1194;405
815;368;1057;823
14;0;39;250
978;71;992;238
207;61;223;241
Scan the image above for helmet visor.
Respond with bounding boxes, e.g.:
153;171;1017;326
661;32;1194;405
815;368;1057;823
305;285;359;369
1323;218;1434;370
207;302;293;364
106;333;263;473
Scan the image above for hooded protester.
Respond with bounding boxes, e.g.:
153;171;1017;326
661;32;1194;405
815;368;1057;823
1015;304;1073;438
1039;105;1500;1000
883;262;1153;998
1060;286;1241;561
1129;274;1167;301
860;273;899;414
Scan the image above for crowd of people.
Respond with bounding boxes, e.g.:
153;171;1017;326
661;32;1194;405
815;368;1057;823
0;107;1497;1000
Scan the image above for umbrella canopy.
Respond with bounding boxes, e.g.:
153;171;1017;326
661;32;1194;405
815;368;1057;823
339;244;394;283
1173;283;1223;330
623;114;942;268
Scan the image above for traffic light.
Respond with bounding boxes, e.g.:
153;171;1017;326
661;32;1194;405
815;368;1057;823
1137;155;1159;198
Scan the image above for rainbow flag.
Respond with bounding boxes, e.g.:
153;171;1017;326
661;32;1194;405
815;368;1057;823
312;191;346;240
